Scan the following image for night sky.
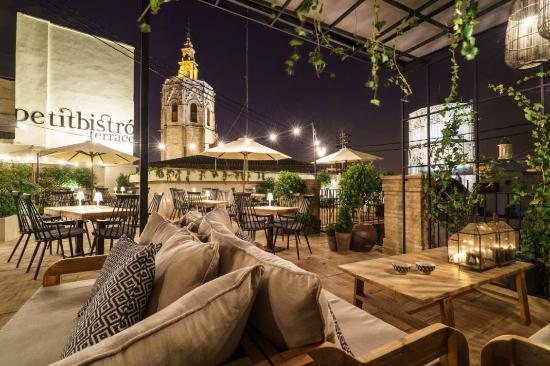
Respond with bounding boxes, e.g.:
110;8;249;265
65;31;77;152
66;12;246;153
1;0;548;172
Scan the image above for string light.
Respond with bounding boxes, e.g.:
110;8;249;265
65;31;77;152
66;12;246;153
189;143;197;150
314;140;320;146
292;127;301;136
158;142;166;150
269;132;277;142
244;137;252;144
218;141;225;147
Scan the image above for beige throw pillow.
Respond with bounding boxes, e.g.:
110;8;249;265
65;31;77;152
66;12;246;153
51;265;264;366
138;212;181;246
183;210;203;232
145;240;220;315
211;227;332;350
197;207;233;242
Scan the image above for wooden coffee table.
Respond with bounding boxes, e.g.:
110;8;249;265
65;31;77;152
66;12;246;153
339;247;533;329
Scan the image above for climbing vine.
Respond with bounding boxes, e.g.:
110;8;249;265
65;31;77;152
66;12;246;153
141;0;479;107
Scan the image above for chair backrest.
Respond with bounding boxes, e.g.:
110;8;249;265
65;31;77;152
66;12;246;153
148;192;163;214
51;191;75;207
23;194;52;241
187;191;205;215
172;189;188;216
234;192;264;230
103;194;140;238
12;191;32;234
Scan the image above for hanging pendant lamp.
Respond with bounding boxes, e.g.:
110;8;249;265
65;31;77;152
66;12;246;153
539;0;550;39
505;0;550;69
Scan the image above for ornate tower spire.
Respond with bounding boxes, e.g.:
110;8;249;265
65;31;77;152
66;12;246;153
178;30;199;80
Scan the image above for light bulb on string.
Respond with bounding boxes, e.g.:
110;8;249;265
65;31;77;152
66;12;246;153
292;127;301;136
269;132;277;142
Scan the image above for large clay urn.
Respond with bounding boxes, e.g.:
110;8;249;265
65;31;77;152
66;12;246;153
350;223;377;252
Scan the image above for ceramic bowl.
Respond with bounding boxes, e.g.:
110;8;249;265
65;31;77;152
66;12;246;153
392;262;411;274
416;262;436;274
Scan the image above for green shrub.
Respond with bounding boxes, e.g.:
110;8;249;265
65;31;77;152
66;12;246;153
116;173;133;190
335;205;353;233
39;166;94;189
317;170;332;189
273;171;306;198
256;177;275;194
325;223;336;236
338;163;381;208
0;163;39;218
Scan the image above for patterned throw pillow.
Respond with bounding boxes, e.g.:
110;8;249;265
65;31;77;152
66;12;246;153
62;243;158;358
77;236;151;317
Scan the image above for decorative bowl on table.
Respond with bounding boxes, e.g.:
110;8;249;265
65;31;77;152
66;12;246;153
416;262;436;274
392;262;411;274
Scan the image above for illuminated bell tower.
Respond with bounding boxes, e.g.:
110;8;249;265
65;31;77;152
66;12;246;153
160;31;217;161
177;33;198;80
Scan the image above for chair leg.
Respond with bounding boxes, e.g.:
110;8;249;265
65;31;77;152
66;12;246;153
90;236;97;256
110;239;113;250
84;223;92;251
49;240;53;255
274;228;279;245
304;232;312;254
16;234;31;268
26;241;42;273
7;233;24;263
294;233;300;260
33;241;49;280
68;237;74;257
286;233;290;249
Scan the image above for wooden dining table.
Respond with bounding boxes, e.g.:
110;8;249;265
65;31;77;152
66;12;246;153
43;205;118;256
253;206;299;252
202;199;229;208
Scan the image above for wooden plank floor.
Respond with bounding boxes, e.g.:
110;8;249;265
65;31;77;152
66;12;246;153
0;231;548;366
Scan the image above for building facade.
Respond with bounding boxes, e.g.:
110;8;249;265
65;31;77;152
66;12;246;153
160;33;217;160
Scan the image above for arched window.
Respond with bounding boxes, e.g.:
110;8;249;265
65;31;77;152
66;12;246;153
171;104;178;122
190;103;198;123
206;109;211;126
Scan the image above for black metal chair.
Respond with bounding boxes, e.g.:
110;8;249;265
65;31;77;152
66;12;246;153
90;194;140;254
169;188;184;219
24;194;86;279
148;192;164;214
274;194;314;259
187;191;206;215
8;192;62;268
234;192;271;243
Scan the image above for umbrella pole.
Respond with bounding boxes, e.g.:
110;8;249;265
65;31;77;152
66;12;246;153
242;154;247;191
90;156;94;189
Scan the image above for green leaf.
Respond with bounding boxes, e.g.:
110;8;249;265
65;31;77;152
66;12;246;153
139;22;151;33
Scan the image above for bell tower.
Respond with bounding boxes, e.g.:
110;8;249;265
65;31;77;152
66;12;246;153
177;33;199;80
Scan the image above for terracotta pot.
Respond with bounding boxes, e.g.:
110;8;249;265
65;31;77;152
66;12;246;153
335;232;351;252
350;223;377;252
327;235;338;251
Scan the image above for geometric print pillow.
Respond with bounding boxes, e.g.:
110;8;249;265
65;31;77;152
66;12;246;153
77;236;152;317
61;243;158;358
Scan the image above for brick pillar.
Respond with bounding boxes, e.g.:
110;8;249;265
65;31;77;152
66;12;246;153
382;175;428;254
305;179;321;233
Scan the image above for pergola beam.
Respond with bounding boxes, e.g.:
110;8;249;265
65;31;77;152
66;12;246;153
380;0;450;32
270;0;292;26
328;0;366;29
378;0;440;38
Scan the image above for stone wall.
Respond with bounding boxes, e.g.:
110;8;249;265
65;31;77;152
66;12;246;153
382;175;428;254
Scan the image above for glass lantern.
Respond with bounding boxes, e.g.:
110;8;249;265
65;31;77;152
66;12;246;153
452;222;498;271
487;220;517;266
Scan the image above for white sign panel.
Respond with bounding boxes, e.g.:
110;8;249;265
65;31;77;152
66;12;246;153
14;13;135;154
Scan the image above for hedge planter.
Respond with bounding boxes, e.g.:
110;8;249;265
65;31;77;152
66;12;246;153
0;215;20;242
335;232;351;252
327;234;338;251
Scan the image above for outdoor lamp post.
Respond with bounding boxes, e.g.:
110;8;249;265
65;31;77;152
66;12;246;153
93;192;103;206
267;192;274;206
76;191;85;206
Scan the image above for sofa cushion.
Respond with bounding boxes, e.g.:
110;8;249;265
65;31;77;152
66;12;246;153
52;265;264;366
184;210;203;232
62;244;158;358
197;207;233;241
0;279;94;366
145;240;220;315
138;212;180;246
211;226;331;350
323;290;406;357
530;324;550;345
78;236;148;316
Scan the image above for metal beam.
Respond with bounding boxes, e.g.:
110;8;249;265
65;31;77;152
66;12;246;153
380;0;454;44
381;0;450;31
378;0;439;38
328;0;366;29
270;0;292;26
139;0;150;231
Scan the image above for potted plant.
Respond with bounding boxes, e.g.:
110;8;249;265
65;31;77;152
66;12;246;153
335;205;353;252
273;171;307;199
325;223;337;251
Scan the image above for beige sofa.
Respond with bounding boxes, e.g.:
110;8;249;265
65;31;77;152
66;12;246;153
0;209;469;366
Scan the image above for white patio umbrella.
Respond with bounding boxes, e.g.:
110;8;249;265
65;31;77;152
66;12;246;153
201;137;290;189
314;147;383;165
39;141;138;188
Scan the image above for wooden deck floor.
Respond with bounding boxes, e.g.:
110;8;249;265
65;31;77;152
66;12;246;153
0;231;548;365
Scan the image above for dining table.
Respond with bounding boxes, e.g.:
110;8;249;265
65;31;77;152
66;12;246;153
202;199;229;208
43;205;119;256
253;205;299;252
